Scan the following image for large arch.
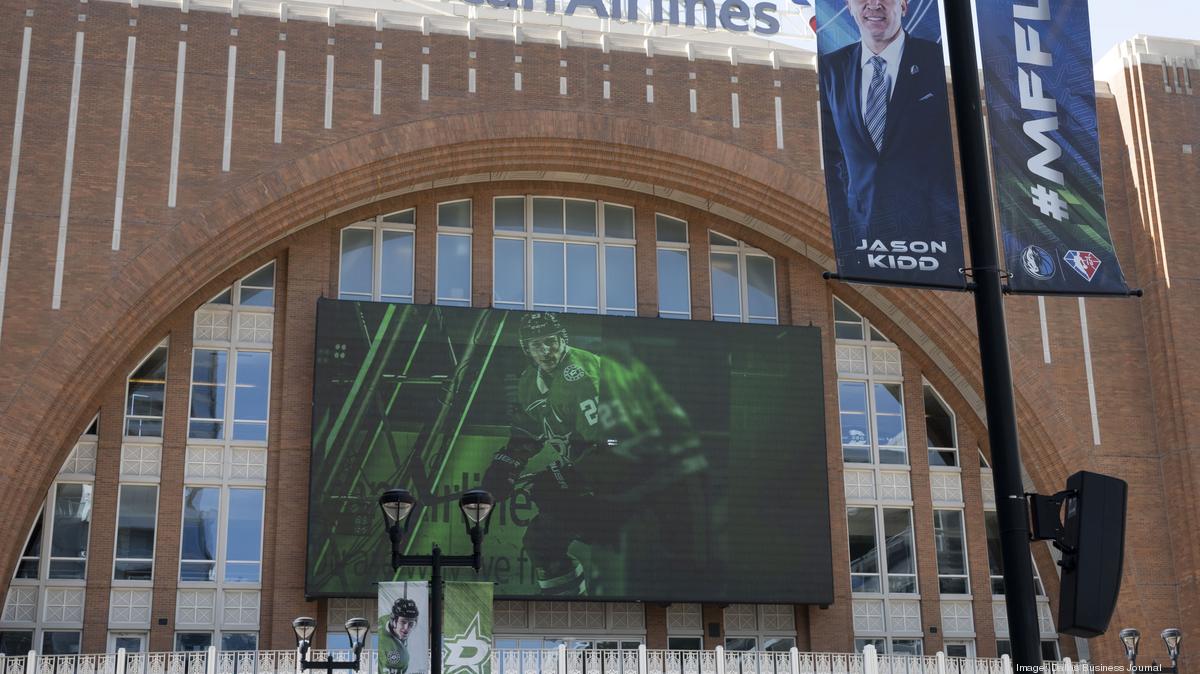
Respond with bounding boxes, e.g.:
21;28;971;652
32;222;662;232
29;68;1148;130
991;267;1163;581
0;110;1074;586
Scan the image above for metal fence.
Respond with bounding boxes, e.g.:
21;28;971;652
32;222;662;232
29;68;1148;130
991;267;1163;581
0;647;1091;674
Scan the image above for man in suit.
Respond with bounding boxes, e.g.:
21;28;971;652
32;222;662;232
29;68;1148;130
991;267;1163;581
819;0;960;277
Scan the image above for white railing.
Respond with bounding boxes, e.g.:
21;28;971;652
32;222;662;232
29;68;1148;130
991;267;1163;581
0;646;1083;674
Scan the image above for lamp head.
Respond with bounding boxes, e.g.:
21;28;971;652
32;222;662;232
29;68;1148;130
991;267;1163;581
345;617;371;650
1162;628;1182;661
459;490;495;531
380;489;416;529
1120;628;1141;661
292;616;317;644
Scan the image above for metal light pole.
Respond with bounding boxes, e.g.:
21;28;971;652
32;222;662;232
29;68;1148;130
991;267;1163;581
379;488;495;674
1121;628;1184;673
292;616;371;674
939;0;1042;669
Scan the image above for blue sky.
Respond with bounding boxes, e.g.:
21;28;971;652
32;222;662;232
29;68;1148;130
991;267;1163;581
1088;0;1197;61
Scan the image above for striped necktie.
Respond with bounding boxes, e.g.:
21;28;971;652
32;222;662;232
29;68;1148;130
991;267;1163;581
864;55;888;151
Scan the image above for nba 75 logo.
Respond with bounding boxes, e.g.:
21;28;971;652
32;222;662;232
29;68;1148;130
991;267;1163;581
1063;250;1102;281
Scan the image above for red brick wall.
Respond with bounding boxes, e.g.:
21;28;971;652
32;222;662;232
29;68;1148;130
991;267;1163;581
0;0;1195;660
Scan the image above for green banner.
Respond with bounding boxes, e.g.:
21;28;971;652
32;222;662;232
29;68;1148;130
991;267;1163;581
442;582;493;674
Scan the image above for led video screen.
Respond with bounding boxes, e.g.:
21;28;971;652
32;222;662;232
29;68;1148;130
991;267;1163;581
307;299;832;603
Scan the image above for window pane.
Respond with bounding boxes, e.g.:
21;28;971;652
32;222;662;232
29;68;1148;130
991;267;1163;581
985;511;1005;594
725;638;756;652
532;197;564;234
655;215;688;243
439;200;472;229
436;234;471;306
709;231;738;246
239;263;275;307
380;230;414;300
604;204;634;239
17;513;41;579
115;485;157;579
746;255;777;321
49;484;91;579
566;244;598;310
221;633;258;652
847;507;879;591
855;639;886;655
884;508;916;593
874;383;903;415
667;637;701;651
339;229;374;298
1040;641;1060;661
190;350;227;439
839;381;868;412
934;510;968;593
710;252;741;320
565;200;597;236
533;241;565;308
493;238;526;306
225;490;264;582
764;638;795;652
836;322;865;340
494;197;525;232
175;633;213;652
382;209;415;225
0;632;32;656
233;352;271;441
41;632;80;656
181;487;219;580
126;345;168;437
604;246;636;313
656;249;690;317
892;640;923;656
924;386;956;450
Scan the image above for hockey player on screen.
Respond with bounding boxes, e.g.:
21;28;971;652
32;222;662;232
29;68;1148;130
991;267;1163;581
481;312;709;596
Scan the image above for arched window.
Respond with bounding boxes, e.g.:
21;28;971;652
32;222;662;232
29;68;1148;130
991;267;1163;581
709;232;777;324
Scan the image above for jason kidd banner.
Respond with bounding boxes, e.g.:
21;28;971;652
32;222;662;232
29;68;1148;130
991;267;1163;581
379;583;430;674
976;0;1128;293
815;0;965;287
442;583;493;674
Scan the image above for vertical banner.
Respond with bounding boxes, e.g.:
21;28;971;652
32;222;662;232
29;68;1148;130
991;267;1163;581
977;0;1128;293
442;582;493;674
815;0;965;287
379;582;430;674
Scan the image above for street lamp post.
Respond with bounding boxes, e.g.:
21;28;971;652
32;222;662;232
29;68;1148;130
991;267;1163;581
379;488;495;674
292;616;372;674
1120;627;1184;673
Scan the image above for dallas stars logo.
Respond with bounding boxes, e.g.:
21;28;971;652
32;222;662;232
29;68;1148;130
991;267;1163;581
441;613;491;674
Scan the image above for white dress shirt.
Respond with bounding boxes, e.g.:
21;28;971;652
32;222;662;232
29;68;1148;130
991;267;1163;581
859;31;906;124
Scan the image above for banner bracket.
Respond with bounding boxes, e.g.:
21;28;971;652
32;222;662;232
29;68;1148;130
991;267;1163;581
1002;286;1144;298
822;271;975;293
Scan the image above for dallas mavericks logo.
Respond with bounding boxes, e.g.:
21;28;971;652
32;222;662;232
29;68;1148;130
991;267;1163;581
1020;245;1056;280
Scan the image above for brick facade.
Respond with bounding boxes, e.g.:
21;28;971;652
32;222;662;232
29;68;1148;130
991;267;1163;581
0;0;1195;663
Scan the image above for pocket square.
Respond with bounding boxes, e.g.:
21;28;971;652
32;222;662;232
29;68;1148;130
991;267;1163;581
919;92;935;101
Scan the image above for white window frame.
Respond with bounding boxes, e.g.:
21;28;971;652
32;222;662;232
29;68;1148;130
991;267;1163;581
107;632;149;653
186;348;273;445
177;485;266;588
123;341;169;440
111;484;161;585
923;383;960;468
932;508;970;597
655;214;691;319
436;199;473;307
338;209;416;303
491;196;637;316
707;232;778;324
834;299;908;466
722;604;797;652
845;506;920;596
853;637;924;656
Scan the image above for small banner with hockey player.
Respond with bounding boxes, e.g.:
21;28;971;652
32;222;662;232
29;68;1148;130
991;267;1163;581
977;0;1128;293
378;582;430;674
442;582;494;674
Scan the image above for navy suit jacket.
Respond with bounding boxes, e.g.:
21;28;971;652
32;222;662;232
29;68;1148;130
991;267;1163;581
819;34;960;272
